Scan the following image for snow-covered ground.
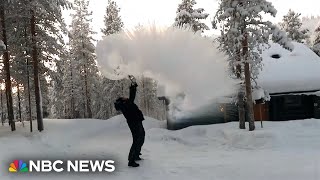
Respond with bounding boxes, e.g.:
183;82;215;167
1;116;320;180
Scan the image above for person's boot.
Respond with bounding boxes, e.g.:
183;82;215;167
128;161;139;167
135;156;143;161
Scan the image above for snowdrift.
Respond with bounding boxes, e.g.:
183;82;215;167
1;117;320;180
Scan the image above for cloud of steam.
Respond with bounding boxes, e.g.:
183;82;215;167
96;26;237;118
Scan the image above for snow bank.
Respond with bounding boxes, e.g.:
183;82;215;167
149;122;276;149
149;118;320;150
258;42;320;94
96;25;238;117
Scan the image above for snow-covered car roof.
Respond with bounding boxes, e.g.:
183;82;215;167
257;42;320;94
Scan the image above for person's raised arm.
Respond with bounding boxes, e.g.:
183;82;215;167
129;83;138;102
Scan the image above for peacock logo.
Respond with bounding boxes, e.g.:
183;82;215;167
9;160;29;173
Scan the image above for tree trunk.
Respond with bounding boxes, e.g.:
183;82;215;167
30;9;44;132
25;26;33;132
84;67;92;118
70;63;75;119
70;95;75;118
17;84;22;121
236;48;246;129
1;88;3;126
81;38;92;118
27;59;33;132
243;33;255;131
238;90;246;129
82;86;86;118
0;5;15;131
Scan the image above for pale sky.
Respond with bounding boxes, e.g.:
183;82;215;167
63;0;320;40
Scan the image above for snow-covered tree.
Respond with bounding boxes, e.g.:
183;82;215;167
67;0;99;118
49;51;67;118
61;49;77;118
0;0;70;132
301;16;320;46
0;1;15;131
313;23;320;56
96;1;127;119
280;9;309;43
101;0;124;36
138;77;165;119
174;0;209;32
213;0;293;131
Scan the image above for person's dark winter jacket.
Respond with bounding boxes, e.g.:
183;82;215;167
114;84;144;122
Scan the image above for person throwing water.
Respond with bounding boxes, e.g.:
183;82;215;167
114;75;145;167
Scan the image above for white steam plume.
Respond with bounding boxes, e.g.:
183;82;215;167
96;26;237;118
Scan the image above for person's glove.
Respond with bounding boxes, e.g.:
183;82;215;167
128;75;136;83
131;82;138;88
128;75;138;87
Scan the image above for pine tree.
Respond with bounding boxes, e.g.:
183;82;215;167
0;1;15;131
101;0;124;36
4;0;34;128
61;49;76;118
213;0;293;131
174;0;209;32
280;9;309;43
313;23;320;56
68;0;99;118
49;52;66;118
97;0;127;119
1;0;70;131
30;0;69;131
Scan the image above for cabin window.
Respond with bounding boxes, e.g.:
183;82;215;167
271;54;281;59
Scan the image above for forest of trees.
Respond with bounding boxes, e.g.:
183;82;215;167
0;0;166;132
0;0;319;132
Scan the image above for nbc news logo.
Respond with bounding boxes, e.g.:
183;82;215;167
9;160;28;173
9;159;115;173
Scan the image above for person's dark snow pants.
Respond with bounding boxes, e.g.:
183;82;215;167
136;121;145;156
127;120;145;162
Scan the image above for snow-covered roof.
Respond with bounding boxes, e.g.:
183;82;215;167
258;42;320;94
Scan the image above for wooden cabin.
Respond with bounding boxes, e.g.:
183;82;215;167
222;42;320;123
253;42;320;121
